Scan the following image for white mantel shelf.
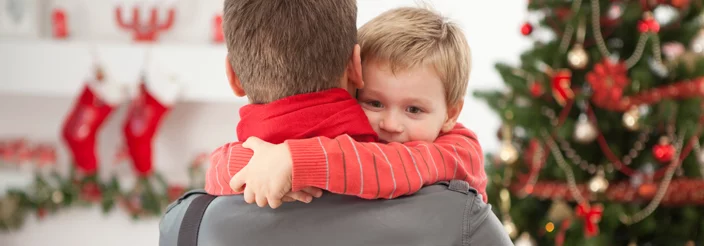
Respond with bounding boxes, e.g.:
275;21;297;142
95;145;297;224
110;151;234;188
0;38;247;104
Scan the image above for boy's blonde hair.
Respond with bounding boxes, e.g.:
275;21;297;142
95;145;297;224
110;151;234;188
358;7;471;105
223;0;357;104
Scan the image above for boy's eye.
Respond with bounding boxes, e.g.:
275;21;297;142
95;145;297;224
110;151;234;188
406;106;423;114
367;101;383;108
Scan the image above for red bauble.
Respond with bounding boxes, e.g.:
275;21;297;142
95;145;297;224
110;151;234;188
638;13;660;33
653;141;675;164
521;22;533;36
530;82;544;97
80;181;103;202
37;207;47;219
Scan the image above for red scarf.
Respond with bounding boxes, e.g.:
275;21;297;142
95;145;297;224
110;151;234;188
237;88;378;144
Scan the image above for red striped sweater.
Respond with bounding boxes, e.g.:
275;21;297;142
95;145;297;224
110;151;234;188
204;124;488;202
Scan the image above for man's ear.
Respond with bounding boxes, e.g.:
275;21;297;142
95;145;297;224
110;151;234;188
441;99;464;133
225;57;246;97
346;44;364;90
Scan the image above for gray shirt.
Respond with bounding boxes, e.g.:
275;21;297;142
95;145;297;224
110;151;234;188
160;180;513;246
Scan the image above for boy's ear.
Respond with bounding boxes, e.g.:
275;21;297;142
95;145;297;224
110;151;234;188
346;44;364;90
225;57;246;97
441;99;464;133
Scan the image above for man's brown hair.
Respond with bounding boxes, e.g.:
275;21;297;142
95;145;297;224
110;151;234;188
223;0;357;104
358;7;471;105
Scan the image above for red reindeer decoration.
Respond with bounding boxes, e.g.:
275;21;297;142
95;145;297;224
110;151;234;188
115;6;175;42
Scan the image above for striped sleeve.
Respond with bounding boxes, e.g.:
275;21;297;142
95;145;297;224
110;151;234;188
286;124;488;202
203;142;252;196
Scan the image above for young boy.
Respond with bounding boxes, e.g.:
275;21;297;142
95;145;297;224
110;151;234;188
205;7;487;208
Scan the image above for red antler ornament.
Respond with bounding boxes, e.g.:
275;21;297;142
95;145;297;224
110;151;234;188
115;6;175;42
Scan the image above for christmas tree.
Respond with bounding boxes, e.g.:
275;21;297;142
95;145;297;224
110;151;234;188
474;0;704;245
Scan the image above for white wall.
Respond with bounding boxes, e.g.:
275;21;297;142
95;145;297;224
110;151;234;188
0;1;529;245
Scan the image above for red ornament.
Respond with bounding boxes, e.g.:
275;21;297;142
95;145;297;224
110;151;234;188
576;203;603;238
638;12;660;33
551;69;574;106
530;82;544;97
52;8;69;39
652;137;675;163
37;207;48;219
521;22;533;36
80;181;103;203
586;59;630;106
115;6;176;42
213;14;224;43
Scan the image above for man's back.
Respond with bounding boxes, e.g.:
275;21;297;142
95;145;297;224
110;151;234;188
160;181;512;246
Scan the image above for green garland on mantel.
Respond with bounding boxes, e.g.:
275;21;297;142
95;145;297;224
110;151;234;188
0;164;205;231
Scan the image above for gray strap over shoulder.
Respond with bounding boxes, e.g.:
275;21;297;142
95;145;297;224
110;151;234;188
176;193;216;246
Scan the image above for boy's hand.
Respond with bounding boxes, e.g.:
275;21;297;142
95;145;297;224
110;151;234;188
230;137;322;209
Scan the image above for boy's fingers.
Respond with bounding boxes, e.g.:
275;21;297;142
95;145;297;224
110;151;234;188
243;187;255;204
230;168;247;192
285;191;313;203
301;187;323;198
282;196;296;202
267;197;283;209
242;136;264;149
255;193;268;208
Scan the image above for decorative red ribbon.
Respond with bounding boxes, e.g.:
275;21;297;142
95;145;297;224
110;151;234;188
593;77;704;112
576;203;603;238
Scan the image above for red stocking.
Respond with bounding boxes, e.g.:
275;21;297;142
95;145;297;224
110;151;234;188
61;85;115;175
123;82;177;176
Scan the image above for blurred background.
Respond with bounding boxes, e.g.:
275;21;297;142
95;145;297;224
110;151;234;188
0;0;702;245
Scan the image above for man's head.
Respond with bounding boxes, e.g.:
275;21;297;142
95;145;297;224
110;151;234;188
356;7;472;143
222;0;363;104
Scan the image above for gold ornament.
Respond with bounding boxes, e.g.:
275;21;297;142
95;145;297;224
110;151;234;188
514;232;537;246
545;222;555;232
568;44;589;69
622;106;640;131
499;143;519;165
547;200;573;222
690;29;704;54
499;188;511;213
588;169;609;194
503;219;519;239
574;114;597;144
499;125;519;165
52;190;64;205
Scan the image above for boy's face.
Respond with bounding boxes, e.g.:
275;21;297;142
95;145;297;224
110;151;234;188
358;60;451;143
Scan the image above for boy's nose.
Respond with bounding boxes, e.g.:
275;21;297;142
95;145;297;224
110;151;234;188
379;117;404;134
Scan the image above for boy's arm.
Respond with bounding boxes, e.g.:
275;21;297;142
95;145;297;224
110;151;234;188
204;142;251;195
286;123;488;201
